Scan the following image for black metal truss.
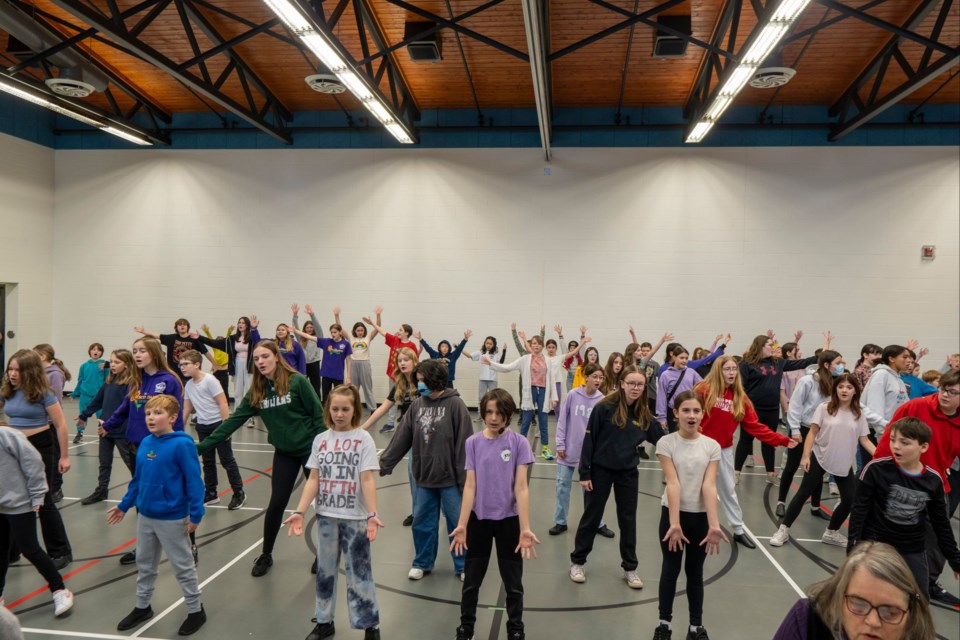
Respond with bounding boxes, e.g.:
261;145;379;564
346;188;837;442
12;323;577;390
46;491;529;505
683;0;751;121
827;0;959;140
49;0;293;143
4;0;172;125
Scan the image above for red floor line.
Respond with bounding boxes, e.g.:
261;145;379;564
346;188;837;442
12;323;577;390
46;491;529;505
10;467;271;609
217;465;273;497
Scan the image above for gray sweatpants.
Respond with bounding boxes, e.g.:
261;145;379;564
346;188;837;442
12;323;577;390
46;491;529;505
716;447;744;535
135;515;202;613
352;360;376;411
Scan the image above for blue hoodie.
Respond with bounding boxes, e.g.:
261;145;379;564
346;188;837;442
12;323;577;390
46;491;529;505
101;370;184;444
118;431;204;523
900;373;938;399
420;338;468;382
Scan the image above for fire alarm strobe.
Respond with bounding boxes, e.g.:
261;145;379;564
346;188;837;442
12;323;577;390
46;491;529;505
921;245;936;260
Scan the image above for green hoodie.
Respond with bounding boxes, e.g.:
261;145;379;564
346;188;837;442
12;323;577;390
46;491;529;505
197;374;325;457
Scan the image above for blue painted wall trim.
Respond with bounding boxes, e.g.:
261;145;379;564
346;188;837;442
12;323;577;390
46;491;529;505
2;98;957;149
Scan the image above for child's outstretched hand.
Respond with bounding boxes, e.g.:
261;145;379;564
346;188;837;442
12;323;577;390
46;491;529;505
515;529;540;559
186;520;198;535
662;523;689;552
106;506;125;525
366;515;384;542
449;525;467;556
283;513;304;537
700;525;728;555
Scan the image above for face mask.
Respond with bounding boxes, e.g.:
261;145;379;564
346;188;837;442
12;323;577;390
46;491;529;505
417;382;431;396
831;364;845;377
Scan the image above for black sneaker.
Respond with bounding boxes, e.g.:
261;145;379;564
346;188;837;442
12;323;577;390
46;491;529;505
178;605;206;636
81;487;109;505
686;626;709;640
251;553;273;577
50;554;72;570
364;629;381;640
306;621;335;640
228;490;246;510
810;508;832;521
117;606;154;631
507;631;524;640
120;550;137;565
597;525;616;539
733;533;757;549
775;502;786;518
191;545;199;566
379;423;394;433
548;524;568;535
638;447;650;460
455;625;474;640
652;624;672;640
73;432;84;444
51;490;63;504
310;556;318;574
203;491;220;505
929;582;960;606
402;514;414;527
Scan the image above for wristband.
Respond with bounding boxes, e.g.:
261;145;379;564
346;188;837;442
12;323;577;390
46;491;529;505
366;512;378;520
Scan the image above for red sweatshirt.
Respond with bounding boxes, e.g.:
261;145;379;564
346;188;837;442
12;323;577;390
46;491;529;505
874;394;960;492
698;386;793;449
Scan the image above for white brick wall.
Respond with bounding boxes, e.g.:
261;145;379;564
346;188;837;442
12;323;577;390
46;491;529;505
17;144;957;404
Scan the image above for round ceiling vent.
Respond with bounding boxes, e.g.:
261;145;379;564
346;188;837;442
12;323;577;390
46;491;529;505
45;77;97;98
305;74;346;94
749;67;796;89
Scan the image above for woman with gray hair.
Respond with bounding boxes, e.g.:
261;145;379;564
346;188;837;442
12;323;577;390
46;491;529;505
773;541;934;640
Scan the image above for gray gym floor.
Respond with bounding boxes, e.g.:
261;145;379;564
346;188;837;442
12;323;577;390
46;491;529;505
6;398;959;640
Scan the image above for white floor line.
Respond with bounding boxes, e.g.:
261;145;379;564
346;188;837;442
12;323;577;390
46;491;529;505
740;524;805;598
229;448;274;453
754;536;825;543
22;629;168;640
130;538;263;637
67;441;97;451
60;498;265;512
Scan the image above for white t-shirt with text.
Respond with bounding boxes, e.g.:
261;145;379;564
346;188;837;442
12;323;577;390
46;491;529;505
306;428;379;519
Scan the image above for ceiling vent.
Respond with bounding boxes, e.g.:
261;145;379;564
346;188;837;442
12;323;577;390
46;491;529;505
404;21;441;62
749;67;796;88
305;73;346;94
653;15;692;58
45;68;97;97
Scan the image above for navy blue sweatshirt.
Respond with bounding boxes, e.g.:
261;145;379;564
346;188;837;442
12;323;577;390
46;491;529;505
579;401;664;480
78;382;129;435
420;338;468;382
740;356;817;412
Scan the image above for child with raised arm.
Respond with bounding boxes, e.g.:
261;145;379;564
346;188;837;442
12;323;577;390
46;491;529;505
284;385;383;640
292;303;324;396
450;388;539;640
292;312;352;401
107;395;206;636
469;336;507;418
416;329;471;388
362;311;418;433
336;306;381;413
134;319;216;381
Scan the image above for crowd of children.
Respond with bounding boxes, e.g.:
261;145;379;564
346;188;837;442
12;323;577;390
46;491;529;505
1;311;958;640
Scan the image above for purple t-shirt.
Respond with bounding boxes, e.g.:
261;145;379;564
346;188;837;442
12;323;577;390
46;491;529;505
318;338;352;379
464;430;535;520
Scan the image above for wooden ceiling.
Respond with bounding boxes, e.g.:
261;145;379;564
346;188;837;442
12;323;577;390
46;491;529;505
1;0;957;133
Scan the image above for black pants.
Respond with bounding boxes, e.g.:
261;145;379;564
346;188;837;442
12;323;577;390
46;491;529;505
857;429;878;473
213;369;231;403
306;361;321;397
782;454;854;530
320;376;343;404
197;422;244;494
49;428;63;494
26;429;71;559
0;512;65;596
263;450;311;554
460;513;524;634
658;507;708;626
926;469;960;587
777;425;821;508
96;433;136;489
571;465;638;570
734;408;779;472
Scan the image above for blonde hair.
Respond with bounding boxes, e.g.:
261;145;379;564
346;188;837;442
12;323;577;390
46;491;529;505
600;365;650;428
248;341;299;407
107;349;137;389
130;338;182;399
392;347;419;407
696;355;749;422
33;344;72;382
144;393;180;417
1;350;53;403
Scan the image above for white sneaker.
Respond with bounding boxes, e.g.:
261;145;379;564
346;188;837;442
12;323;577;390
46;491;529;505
829;482;839;496
624;570;644;589
407;567;425;580
821;529;848;547
769;525;790;547
52;589;73;617
744;457;754;468
458;572;465;583
569;564;586;583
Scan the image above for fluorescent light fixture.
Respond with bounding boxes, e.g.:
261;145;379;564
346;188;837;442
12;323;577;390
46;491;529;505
686;0;811;143
0;75;155;145
263;0;416;144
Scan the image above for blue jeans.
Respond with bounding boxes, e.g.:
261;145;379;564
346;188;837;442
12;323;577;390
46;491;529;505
520;386;548;447
412;484;464;573
554;464;605;528
315;516;379;629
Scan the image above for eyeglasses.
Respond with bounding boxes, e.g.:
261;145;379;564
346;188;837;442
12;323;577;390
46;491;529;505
178;362;194;368
939;388;960;397
623;381;645;389
843;595;908;625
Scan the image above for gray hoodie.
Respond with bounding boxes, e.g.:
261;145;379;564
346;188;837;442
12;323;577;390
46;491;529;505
786;365;829;436
379;388;473;490
860;364;909;436
0;427;48;515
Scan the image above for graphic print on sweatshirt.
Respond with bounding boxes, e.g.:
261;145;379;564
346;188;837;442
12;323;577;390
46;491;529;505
416;406;447;445
314;437;363;511
260;393;292;410
170;339;196;363
884;484;931;526
131;380;170;411
713;397;733;413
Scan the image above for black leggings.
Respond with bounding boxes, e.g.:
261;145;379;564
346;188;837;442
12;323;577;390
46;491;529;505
320;377;343;404
782;454;854;530
305;361;321;397
571;465;639;570
26;429;72;559
734;408;779;472
0;512;65;596
263;450;310;555
96;434;136;489
461;513;523;634
658;507;708;626
777;425;821;508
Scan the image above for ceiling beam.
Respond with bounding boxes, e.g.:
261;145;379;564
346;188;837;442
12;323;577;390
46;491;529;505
49;0;292;143
520;0;551;160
